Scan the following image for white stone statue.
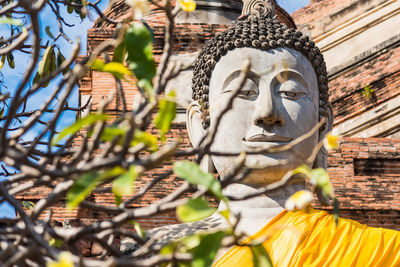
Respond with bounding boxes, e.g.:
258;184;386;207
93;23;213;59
122;0;334;256
185;0;332;239
187;46;330;237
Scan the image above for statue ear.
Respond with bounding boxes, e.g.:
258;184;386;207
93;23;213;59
314;103;334;206
313;103;334;170
186;102;215;173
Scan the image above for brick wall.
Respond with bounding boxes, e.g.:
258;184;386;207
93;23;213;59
291;0;354;26
15;1;400;246
328;44;400;126
84;23;230;112
323;137;400;230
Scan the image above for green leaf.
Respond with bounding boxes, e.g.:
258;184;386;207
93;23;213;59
54;113;109;144
177;198;216;223
6;53;14;69
292;165;312;177
45;26;55;39
56;50;68;75
294;165;333;198
56;50;65;67
67;4;74;14
49;46;56;73
102;62;132;79
362;84;374;99
100;127;127;142
113;42;126;63
0;55;5;70
0;17;23;27
113;166;137;205
49;238;64;248
91;59;131;79
138;79;154;96
33;72;41;86
310;168;332;197
132;130;157;150
180;234;201;250
38;46;53;75
91;58;105;70
188;231;226;267
219;209;230;221
160;242;176;255
98;127;157;151
67;167;126;210
161;231;225;267
130;220;147;239
67;171;99;210
333;197;340;227
155;91;176;137
125;22;156;89
250;244;273;267
23;201;35;210
174;161;224;200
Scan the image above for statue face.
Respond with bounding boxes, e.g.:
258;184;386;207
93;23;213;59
208;47;320;185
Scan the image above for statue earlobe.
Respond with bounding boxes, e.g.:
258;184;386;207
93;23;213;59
186;101;205;148
186;102;215;173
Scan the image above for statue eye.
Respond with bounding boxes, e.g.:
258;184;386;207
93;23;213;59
237;79;258;99
223;77;258;99
280;91;301;98
277;79;306;99
239;89;257;98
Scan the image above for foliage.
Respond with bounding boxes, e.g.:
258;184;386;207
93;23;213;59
176;197;216;223
155;90;177;139
174;161;224;200
0;1;339;266
47;252;74;267
362;84;374;99
250;244;273;267
179;0;196;12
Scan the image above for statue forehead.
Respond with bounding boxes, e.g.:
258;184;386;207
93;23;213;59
209;47;319;96
211;47;314;74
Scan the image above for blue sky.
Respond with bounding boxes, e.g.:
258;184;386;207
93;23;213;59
279;0;309;14
0;1;309;218
0;2;108;218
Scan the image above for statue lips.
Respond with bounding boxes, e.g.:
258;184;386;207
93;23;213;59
243;134;292;149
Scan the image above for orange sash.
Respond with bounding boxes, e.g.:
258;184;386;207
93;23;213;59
214;210;400;267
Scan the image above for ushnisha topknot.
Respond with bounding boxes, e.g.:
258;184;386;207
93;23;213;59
191;14;329;129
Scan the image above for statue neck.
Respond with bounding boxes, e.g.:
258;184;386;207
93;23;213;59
217;183;304;235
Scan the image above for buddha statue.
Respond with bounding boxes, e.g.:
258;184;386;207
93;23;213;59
187;0;331;236
123;1;400;265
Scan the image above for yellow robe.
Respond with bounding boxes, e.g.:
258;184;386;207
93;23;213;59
214;209;400;267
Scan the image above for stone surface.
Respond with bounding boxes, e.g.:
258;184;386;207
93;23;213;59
207;47;320;184
121;1;334;255
124;23;331;255
333;95;400;137
165;52;199;109
184;44;327;239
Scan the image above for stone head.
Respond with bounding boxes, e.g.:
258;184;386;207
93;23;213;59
187;4;333;186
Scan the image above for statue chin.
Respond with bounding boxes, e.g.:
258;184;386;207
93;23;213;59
244;168;294;185
212;150;308;186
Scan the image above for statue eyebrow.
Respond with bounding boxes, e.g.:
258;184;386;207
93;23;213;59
222;70;259;91
275;70;308;91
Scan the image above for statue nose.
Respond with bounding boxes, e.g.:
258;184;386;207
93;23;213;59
253;93;284;126
255;116;283;126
